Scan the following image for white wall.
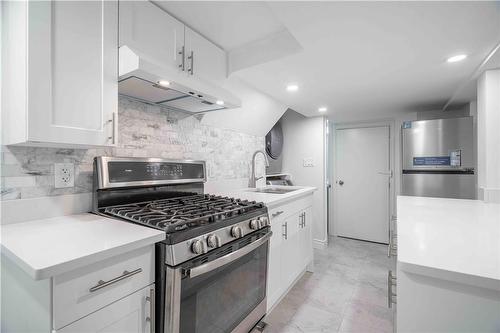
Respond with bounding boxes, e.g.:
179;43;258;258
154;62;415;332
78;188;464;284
280;110;327;247
202;76;288;137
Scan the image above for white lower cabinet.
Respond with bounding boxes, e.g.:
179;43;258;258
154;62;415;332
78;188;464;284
1;245;155;333
266;194;314;312
57;286;154;333
396;265;500;332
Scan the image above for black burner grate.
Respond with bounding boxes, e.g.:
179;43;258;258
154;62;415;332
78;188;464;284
104;194;264;233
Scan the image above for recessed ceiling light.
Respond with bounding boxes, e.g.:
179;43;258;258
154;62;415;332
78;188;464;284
446;54;467;63
318;107;327;113
216;100;224;106
286;84;299;92
157;80;170;87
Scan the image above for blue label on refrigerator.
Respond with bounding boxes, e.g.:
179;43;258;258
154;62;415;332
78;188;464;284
402;121;412;129
413;156;451;166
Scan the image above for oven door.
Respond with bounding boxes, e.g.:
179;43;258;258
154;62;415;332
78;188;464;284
164;229;271;333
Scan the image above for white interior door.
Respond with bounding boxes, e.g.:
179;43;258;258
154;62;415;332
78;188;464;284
335;126;390;243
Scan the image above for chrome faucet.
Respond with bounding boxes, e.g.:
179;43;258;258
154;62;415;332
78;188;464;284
249;150;270;188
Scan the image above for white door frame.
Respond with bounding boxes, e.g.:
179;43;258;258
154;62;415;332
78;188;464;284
329;119;396;240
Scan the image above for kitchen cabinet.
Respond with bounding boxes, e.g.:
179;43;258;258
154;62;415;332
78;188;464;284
1;245;155;333
280;214;301;289
1;0;118;147
267;217;284;310
119;1;184;72
119;1;227;83
184;26;227;83
396;266;500;332
266;194;314;312
57;286;153;333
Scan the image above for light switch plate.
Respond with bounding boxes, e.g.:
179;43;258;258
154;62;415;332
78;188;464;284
54;163;74;188
303;158;314;167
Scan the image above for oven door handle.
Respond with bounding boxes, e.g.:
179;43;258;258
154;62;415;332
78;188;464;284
188;232;272;278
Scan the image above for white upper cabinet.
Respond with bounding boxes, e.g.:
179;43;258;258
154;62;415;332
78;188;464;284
1;1;118;147
119;1;227;83
119;1;184;72
184;26;227;83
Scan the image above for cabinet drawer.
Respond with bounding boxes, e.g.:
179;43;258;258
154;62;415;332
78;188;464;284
53;246;154;329
268;195;313;224
57;285;153;333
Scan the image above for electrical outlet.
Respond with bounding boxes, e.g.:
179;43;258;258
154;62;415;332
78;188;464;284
303;158;314;167
54;163;74;188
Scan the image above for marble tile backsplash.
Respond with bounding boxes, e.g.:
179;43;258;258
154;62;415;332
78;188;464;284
1;97;265;200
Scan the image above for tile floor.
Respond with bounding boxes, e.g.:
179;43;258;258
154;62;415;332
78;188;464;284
263;236;394;333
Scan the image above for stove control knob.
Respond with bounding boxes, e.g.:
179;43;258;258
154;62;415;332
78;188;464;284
191;240;204;254
231;226;243;238
207;234;221;248
249;219;259;230
258;216;269;227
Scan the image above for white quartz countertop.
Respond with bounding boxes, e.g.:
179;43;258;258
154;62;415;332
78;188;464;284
213;186;317;208
397;196;500;288
0;213;165;280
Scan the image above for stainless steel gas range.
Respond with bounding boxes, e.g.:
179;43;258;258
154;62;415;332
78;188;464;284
93;156;271;333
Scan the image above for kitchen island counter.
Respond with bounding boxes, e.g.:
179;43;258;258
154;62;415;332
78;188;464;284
397;195;500;290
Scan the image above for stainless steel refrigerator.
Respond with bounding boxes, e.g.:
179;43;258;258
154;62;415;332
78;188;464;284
401;117;476;199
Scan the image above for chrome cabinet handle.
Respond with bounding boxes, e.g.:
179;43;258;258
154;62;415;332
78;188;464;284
188;51;194;75
272;211;284;218
303;212;306;227
387;230;393;257
387;230;398;257
299;212;304;228
387;270;397;308
178;46;185;71
107;112;117;144
146;288;155;333
282;222;288;240
89;268;142;292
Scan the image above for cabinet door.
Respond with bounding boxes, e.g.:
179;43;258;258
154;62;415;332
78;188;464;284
302;207;314;268
267;219;283;311
120;1;184;72
57;286;154;333
27;1;118;146
184;26;226;83
280;215;301;289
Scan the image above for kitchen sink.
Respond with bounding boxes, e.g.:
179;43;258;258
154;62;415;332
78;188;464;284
246;187;298;194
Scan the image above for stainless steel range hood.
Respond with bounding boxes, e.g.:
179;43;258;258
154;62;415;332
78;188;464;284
118;46;241;113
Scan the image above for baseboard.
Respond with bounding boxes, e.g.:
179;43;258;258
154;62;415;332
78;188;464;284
313;239;328;249
1;193;92;225
482;187;500;203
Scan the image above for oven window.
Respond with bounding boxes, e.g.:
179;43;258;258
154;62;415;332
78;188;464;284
180;242;268;333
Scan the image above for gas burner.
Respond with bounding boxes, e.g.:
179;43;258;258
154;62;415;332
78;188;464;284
104;194;264;233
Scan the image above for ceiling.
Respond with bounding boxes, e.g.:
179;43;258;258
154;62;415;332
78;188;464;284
157;1;500;122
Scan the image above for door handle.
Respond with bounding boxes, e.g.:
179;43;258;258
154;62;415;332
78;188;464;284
387;270;397;308
178;46;185;71
146;288;155;333
89;268;142;292
188;51;194;75
338;180;344;186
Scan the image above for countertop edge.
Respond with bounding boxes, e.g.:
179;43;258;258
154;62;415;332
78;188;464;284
264;187;317;208
1;232;165;280
398;260;500;291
